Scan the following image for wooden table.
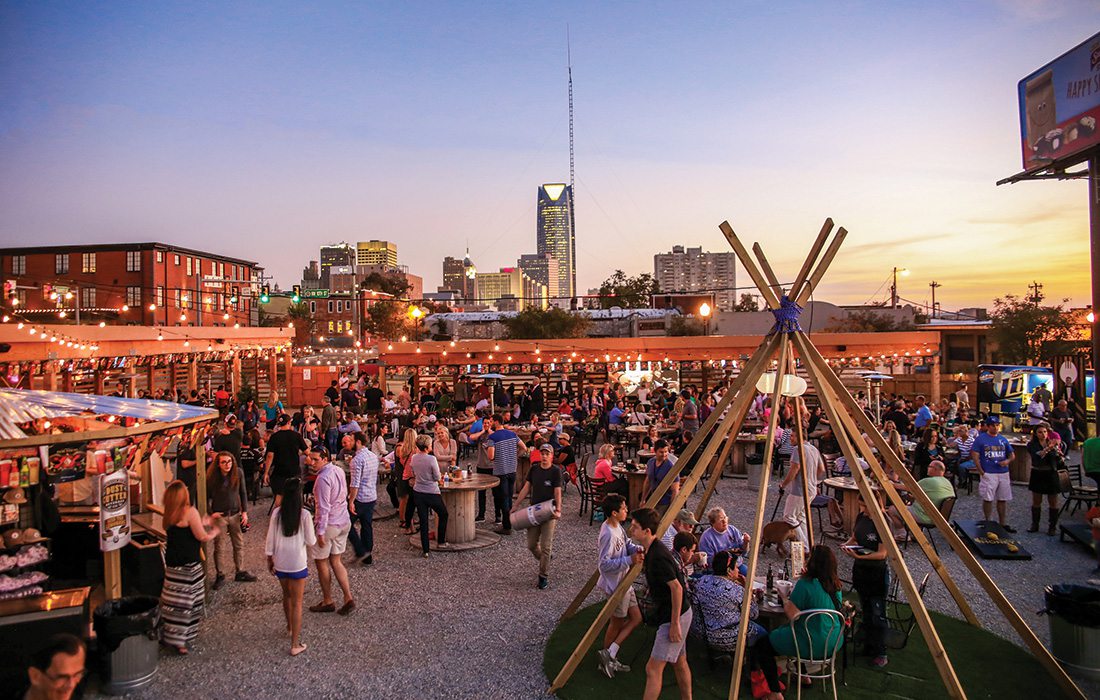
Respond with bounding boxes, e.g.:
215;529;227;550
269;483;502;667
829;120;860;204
612;465;648;511
726;434;766;476
1007;437;1031;485
821;476;880;535
625;425;675;435
409;474;501;552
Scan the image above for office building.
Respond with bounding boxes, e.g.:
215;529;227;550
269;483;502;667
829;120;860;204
536;183;575;301
0;243;261;327
442;252;477;302
356;240;398;268
518;253;559;300
474;268;547;312
319;243;355;287
653;245;737;311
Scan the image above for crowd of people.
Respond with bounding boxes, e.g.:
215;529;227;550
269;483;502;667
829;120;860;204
89;367;1091;700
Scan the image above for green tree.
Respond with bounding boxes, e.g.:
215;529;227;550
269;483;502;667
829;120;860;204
734;293;760;312
824;309;915;332
597;270;659;309
990;290;1080;364
501;307;590;339
668;315;704;336
363;300;407;340
361;272;411;299
286;301;315;346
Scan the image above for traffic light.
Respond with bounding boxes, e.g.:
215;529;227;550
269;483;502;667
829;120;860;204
292;285;301;303
260;285;270;304
42;283;52;299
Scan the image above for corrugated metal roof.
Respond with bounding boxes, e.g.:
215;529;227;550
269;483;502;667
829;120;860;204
0;389;217;440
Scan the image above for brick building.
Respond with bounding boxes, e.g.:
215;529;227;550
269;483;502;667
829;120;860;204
0;243;262;327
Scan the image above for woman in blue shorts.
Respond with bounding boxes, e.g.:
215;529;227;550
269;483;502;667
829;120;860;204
265;478;316;656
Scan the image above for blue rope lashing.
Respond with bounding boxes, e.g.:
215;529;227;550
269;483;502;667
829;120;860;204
771;295;803;333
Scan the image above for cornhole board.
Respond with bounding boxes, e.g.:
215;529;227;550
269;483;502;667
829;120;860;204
952;519;1032;560
1059;522;1097;555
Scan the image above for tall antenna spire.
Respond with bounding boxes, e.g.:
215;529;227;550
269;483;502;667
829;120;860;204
566;26;577;301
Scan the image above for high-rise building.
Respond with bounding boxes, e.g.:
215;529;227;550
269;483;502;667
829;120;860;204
442;251;477;302
653;245;737;311
475;268;546;312
536;183;575;302
518;253;559;300
356;240;398;268
319;243;355;287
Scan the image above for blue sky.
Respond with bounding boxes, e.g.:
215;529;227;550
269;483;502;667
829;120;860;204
1;1;1098;310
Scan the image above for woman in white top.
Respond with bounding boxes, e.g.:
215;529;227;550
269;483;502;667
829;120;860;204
266;478;316;657
433;423;458;471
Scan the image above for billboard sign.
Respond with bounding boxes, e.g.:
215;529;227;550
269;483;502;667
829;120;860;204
1019;32;1100;170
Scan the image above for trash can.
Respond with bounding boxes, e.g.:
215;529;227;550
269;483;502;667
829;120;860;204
747;454;765;491
93;596;161;695
1042;584;1100;680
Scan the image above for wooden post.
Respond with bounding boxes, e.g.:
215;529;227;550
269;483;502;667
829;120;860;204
792;330;1086;700
812;367;967;700
94;370;105;396
187;360;198;393
43;362;58;392
719;222;781;310
104;550;122;600
930;353;942;405
788;218;833;301
794;227;847;307
195;440;207;517
147;365;156;397
268;352;278;398
231;353;242;399
729;338;788;700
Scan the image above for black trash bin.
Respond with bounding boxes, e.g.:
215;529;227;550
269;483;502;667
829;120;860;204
747;453;765;491
93;596;160;695
1041;584;1100;680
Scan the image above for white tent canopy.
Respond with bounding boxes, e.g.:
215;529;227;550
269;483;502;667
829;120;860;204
0;389;217;440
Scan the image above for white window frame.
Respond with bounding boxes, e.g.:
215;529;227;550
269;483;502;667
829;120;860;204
55;254;69;274
82;253;96;273
11;255;25;275
126;251;141;272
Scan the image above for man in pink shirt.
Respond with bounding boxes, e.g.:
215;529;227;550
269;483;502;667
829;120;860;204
306;447;355;616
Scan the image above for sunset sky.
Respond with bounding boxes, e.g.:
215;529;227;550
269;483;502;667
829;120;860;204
1;2;1098;312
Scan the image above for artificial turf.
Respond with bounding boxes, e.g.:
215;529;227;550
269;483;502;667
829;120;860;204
544;603;1064;699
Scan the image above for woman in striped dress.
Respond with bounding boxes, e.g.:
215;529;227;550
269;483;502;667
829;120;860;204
160;480;220;654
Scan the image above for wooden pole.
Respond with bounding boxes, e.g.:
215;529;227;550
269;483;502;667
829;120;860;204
558;334;780;622
549;337;779;694
792;331;1087;700
729;337;789;700
195;441;207;517
812;365;967;700
788;218;834;302
794;227;847;307
104;550;122;600
719;221;781;310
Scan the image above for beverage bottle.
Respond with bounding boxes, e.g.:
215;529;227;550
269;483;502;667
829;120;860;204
766;565;774;592
19;460;29;487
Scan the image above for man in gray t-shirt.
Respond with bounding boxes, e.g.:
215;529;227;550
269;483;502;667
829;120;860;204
779;436;825;548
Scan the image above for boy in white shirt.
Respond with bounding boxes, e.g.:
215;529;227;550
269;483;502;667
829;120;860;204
596;494;644;678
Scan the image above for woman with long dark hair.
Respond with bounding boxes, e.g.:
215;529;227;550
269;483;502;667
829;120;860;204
913;427;943;480
1027;424;1063;534
265;478;316;656
766;544;845;665
205;452;255;588
160;481;220;654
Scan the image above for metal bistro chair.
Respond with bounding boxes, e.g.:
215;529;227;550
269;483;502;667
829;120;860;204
1059;461;1099;518
786;608;845;700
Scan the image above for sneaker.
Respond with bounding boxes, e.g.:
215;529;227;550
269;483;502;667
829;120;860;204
422;551;429;558
235;571;257;582
212;574;226;590
871;655;889;668
609;658;631;674
1002;524;1017;534
362;555;373;567
494;515;502;524
596;648;615;678
1088;578;1100;586
538;575;549;590
494;527;513;536
475;515;486;522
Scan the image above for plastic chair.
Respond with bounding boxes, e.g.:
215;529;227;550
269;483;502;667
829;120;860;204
786;608;845;700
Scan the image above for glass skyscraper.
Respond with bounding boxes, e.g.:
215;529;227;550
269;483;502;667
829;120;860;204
536;183;575;301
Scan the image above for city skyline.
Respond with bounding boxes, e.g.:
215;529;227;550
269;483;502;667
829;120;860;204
2;3;1099;311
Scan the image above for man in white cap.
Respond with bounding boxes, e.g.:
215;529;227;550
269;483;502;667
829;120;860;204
512;442;562;589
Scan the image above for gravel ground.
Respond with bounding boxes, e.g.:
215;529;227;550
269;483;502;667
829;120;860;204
93;455;1100;699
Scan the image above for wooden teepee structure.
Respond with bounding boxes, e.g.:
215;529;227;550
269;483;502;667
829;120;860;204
549;219;1086;700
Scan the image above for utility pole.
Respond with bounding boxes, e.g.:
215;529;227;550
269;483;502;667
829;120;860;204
1028;280;1044;304
929;281;941;319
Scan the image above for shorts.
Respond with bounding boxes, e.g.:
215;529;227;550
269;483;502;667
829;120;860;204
651;607;693;663
611;587;638;619
309;522;351;559
979;471;1012;502
275;568;309;580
